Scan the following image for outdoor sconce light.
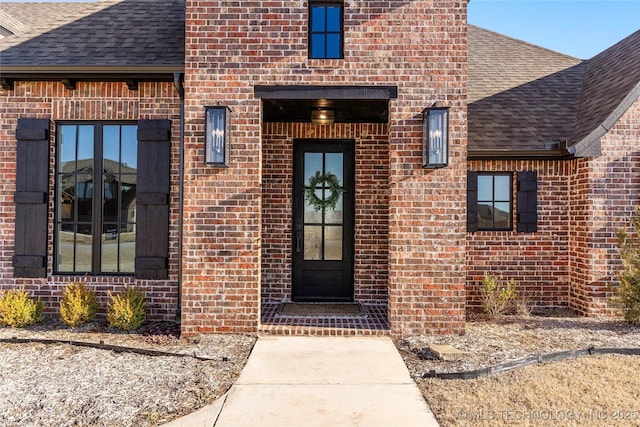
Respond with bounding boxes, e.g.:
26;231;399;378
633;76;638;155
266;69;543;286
205;106;231;167
422;107;449;168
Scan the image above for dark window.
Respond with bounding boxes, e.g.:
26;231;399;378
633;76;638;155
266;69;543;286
477;173;512;231
309;2;343;59
55;123;137;274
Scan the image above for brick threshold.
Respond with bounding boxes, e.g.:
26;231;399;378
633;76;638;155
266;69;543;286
259;302;390;336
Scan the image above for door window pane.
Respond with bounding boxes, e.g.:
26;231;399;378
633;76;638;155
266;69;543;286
324;153;343;185
324;190;343;224
324;226;342;260
304;225;322;260
304;152;322;183
304;189;323;223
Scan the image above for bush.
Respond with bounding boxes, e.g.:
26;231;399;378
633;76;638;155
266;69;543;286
0;287;44;327
59;281;99;327
107;287;147;330
479;272;518;318
614;211;640;325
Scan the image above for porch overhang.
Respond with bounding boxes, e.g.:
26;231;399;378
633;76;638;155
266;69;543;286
255;85;398;124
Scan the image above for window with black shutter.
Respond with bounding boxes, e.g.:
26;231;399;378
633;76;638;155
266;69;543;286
467;171;538;233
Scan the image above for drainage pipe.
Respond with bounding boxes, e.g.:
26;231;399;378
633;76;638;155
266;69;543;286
173;72;185;322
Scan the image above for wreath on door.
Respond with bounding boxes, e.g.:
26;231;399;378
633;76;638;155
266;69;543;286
304;171;342;212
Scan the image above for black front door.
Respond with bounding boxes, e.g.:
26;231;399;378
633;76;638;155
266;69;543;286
292;140;355;301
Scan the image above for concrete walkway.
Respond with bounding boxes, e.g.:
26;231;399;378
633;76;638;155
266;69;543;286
164;336;439;427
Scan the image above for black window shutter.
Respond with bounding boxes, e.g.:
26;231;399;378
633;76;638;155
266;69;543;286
136;119;171;280
517;171;538;232
13;118;50;278
467;171;478;232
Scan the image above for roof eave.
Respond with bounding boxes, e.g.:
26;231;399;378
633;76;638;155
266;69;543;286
468;148;575;161
0;65;185;89
571;81;640;157
0;65;184;75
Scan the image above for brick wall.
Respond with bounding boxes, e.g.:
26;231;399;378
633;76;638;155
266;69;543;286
466;160;571;310
261;122;389;304
569;99;640;315
467;99;640;316
0;81;182;321
184;0;468;335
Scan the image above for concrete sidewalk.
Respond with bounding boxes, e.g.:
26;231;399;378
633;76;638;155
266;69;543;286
164;335;439;427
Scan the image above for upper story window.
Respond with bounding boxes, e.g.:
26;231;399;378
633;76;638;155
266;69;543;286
309;2;343;59
477;173;512;231
55;123;137;274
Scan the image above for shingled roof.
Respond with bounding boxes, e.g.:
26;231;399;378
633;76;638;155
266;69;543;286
469;25;640;158
0;0;184;73
1;3;638;158
1;2;84;37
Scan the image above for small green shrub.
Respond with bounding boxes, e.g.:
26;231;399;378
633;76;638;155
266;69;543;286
613;211;640;325
479;272;519;318
59;281;99;327
0;287;44;327
107;287;147;330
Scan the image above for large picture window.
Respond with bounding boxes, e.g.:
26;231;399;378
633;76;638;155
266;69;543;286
56;123;137;274
309;2;343;59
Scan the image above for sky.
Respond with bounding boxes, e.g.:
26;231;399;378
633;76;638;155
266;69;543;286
469;0;640;59
14;0;640;59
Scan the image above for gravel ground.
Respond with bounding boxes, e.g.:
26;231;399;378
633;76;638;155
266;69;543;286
4;310;639;427
397;309;640;427
0;320;256;427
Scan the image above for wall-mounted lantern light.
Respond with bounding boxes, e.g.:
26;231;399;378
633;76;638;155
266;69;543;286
205;106;231;167
422;107;449;168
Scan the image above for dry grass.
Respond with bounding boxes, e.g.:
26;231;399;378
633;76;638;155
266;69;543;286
398;309;640;427
422;355;640;426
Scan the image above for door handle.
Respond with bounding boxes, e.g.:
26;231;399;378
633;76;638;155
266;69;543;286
295;231;302;253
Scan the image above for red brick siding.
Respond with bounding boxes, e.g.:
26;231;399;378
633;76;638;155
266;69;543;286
184;0;468;335
569;99;640;315
0;81;182;321
466;160;571;310
261;123;389;304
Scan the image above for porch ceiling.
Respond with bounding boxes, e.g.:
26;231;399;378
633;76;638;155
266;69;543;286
262;98;389;123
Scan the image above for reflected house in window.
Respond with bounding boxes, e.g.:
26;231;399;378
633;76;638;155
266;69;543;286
58;158;137;273
59;159;137;232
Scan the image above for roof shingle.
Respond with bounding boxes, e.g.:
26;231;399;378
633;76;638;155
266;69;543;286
468;25;640;156
0;0;184;69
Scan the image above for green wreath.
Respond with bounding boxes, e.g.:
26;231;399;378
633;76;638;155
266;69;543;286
305;171;342;212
